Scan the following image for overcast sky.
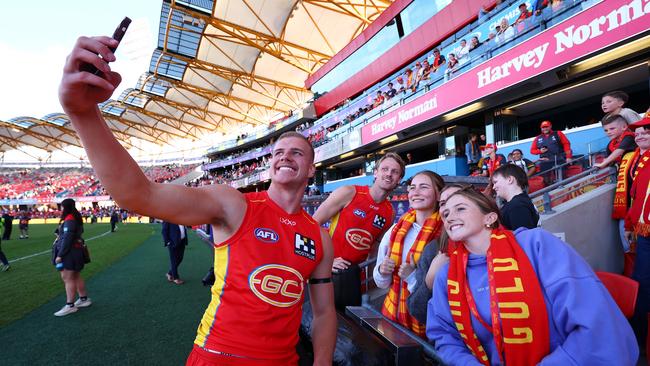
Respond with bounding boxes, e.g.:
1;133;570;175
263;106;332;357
0;1;162;121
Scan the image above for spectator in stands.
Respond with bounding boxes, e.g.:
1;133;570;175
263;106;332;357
480;144;506;177
62;36;336;357
468;36;481;53
456;39;470;64
509;148;536;177
52;198;92;317
406;152;414;165
404;68;415;92
373;90;385;109
624;112;650;343
596;114;637;169
601;90;642;124
0;236;9;271
374;171;445;337
530;120;572;184
427;185;639;365
386;82;397;99
18;210;30;239
492;164;539;230
314;153;404;310
465;133;481;170
407;183;466;325
514;3;533;31
420;60;431;81
496;18;514;44
445;53;459;80
600;114;638;253
484;32;497;47
429;48;446;74
162;221;188;285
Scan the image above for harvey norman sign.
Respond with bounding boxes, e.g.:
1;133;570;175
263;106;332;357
362;0;650;144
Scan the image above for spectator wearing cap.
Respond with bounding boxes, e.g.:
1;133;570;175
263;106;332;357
531;121;572;184
514;3;533;31
480;143;507;177
624;111;650;341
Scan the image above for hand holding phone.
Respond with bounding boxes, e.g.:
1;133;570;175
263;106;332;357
81;17;132;76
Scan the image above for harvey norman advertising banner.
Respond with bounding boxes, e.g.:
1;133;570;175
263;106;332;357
362;0;650;145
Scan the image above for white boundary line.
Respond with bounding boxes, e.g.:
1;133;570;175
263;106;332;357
9;230;113;264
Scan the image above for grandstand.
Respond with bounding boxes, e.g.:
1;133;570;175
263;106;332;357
1;0;650;364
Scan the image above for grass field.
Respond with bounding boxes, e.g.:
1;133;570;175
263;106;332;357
0;222;214;365
0;223;154;326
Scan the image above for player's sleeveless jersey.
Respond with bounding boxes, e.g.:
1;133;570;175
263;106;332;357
193;191;323;363
329;185;393;264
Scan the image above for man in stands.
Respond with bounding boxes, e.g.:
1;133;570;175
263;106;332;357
59;35;335;365
313;153;404;310
429;48;446;74
530;120;572;184
385;82;397;99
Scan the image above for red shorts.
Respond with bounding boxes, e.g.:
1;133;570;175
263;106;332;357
186;345;296;366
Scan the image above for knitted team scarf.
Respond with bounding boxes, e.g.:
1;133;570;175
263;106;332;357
613;151;636;219
628;149;650;236
447;228;549;365
381;209;442;336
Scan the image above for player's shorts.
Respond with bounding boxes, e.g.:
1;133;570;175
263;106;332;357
186;345;297;366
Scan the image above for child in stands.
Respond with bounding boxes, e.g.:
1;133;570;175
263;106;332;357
601;90;642;124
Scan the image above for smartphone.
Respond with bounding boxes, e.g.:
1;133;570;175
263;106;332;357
81;17;132;76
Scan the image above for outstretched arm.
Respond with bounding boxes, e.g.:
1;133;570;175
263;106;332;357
310;229;336;366
58;36;245;228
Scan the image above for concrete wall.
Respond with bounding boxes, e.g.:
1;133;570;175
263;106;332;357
540;184;622;273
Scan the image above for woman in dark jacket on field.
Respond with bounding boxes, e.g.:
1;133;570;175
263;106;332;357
52;198;91;317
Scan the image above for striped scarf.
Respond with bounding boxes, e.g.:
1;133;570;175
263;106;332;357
613;151;636;219
447;228;550;365
381;209;442;336
627;149;650;236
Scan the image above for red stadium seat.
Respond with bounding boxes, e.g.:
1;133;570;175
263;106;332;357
528;176;545;193
596;271;638;318
564;164;583;178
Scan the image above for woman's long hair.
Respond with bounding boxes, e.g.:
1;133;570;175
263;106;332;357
60;198;83;226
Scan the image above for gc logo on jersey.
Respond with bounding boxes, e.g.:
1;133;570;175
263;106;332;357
372;215;386;229
345;228;373;251
294;233;316;260
249;264;304;307
353;209;366;218
254;228;279;243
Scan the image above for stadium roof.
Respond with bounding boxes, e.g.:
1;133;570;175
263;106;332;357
0;0;394;157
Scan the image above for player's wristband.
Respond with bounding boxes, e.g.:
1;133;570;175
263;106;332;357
308;277;332;285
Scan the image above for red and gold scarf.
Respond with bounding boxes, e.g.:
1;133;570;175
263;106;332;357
613;151;636;219
627;148;650;236
608;131;636;161
381;209;442;336
447;228;550;365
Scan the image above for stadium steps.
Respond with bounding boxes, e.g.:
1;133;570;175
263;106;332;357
169;169;204;186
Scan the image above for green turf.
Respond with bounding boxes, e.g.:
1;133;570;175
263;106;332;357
0;224;213;365
0;223;154;327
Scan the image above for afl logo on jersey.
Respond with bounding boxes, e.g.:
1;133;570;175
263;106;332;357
249;265;304;308
345;228;373;251
353;209;366;218
254;228;279;243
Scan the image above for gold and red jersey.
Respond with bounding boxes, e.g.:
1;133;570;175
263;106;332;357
193;191;322;364
329;185;393;264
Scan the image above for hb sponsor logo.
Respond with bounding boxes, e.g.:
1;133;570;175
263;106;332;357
345;228;373;251
249;265;304;308
372;214;386;229
294;233;316;260
254;228;279;243
353;209;366;218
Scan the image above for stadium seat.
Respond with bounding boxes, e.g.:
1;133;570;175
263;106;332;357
596;271;638;318
528;176;545;193
564;164;583;178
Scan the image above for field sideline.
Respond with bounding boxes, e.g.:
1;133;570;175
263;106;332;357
0;223;214;365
